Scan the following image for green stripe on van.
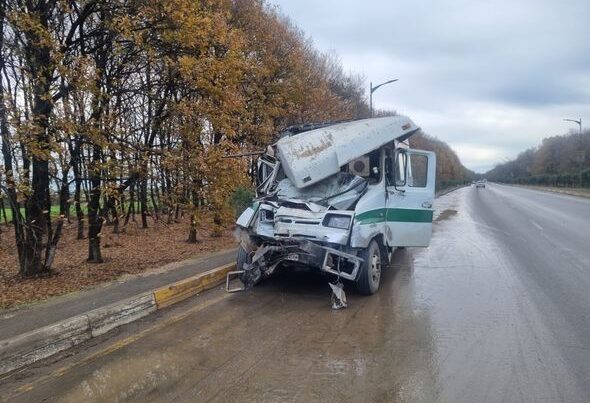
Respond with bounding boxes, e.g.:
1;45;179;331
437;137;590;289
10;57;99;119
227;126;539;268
356;208;433;224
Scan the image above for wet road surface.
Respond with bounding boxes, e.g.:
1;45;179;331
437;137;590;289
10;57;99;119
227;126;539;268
1;184;589;402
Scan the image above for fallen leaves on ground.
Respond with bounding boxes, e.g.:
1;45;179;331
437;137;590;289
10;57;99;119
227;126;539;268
0;216;237;310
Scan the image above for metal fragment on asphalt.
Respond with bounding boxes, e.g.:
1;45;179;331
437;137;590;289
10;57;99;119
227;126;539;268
329;282;347;309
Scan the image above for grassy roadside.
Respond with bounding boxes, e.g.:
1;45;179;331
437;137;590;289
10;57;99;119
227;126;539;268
0;202;163;223
0;205;88;223
0;217;237;310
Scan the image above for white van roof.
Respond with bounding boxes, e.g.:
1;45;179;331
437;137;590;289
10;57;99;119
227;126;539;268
276;116;419;188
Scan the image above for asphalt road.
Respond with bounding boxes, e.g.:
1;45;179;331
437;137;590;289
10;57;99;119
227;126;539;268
1;184;589;402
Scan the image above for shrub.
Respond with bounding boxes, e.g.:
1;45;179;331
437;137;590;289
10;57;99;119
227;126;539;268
230;186;255;218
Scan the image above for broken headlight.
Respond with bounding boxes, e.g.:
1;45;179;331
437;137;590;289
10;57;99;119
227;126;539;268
323;214;351;229
260;209;274;223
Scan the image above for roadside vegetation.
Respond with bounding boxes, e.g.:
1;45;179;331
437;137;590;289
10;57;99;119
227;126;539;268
486;130;590;187
411;131;474;190
0;0;472;307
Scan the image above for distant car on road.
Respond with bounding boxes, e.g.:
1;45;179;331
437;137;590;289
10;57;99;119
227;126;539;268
475;180;486;188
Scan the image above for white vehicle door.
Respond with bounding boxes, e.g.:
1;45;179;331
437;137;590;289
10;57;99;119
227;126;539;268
385;149;436;247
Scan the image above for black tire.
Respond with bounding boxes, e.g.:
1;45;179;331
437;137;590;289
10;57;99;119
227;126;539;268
356;239;382;295
237;245;251;270
237;245;252;283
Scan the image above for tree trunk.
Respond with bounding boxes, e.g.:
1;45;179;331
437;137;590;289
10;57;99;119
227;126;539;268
44;217;64;271
140;176;148;228
100;173;138;234
130;165;137;223
0;197;7;226
87;145;103;263
102;195;112;225
22;151;51;276
150;177;159;222
187;186;200;242
212;211;223;238
124;181;134;227
73;147;85;239
58;168;70;221
20;0;54;276
187;211;198;243
111;200;120;234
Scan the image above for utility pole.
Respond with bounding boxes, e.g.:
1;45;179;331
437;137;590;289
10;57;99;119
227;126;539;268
369;79;398;118
564;118;585;186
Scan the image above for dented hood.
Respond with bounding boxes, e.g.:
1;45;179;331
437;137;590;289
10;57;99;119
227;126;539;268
276;116;419;188
276;172;367;210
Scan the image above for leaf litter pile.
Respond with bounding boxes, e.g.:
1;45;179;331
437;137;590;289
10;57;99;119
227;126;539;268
0;218;236;309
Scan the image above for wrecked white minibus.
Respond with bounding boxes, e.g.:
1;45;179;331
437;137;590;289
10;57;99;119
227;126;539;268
231;116;436;296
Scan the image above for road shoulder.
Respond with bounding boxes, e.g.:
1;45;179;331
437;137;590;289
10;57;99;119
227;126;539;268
0;248;237;377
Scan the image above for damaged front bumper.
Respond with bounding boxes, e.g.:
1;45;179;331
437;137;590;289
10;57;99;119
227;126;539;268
226;239;363;292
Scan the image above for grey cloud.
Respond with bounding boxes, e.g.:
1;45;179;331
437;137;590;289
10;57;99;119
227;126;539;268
271;0;590;171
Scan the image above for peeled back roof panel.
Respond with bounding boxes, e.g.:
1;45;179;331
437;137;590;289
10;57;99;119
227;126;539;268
276;116;419;188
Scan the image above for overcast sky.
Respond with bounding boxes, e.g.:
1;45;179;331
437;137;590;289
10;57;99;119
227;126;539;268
270;0;590;172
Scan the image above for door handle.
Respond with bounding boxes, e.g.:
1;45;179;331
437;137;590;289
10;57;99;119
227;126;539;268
387;188;405;195
421;202;432;209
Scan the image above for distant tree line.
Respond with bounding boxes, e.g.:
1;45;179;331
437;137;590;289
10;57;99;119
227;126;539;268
411;132;474;190
0;0;470;278
486;130;590;187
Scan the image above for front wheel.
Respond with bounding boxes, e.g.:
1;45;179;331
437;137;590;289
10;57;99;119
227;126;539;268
236;245;251;272
356;240;382;295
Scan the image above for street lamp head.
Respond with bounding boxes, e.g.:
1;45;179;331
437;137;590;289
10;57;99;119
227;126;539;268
563;118;583;134
563;118;581;124
369;78;399;118
370;79;399;94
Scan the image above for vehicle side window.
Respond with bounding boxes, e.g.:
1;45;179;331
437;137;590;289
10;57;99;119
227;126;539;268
408;154;428;187
368;150;381;183
385;156;394;186
257;158;274;185
395;151;407;186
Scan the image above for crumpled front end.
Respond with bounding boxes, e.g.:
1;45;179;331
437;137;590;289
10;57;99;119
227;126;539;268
233;166;367;289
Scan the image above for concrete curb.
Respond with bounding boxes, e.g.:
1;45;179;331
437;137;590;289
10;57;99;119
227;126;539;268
153;263;235;309
0;315;91;376
87;293;157;338
436;184;467;198
0;262;235;377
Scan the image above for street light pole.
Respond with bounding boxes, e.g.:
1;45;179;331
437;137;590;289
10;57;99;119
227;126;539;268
564;118;585;186
564;118;582;134
369;79;398;118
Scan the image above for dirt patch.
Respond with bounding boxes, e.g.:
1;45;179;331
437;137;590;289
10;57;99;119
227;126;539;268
435;209;458;222
0;216;237;310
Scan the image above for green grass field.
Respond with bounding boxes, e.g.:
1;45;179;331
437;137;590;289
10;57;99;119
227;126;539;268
0;203;88;223
0;202;158;223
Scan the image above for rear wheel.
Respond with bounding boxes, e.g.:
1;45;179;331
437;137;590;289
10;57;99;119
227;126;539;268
356;240;382;295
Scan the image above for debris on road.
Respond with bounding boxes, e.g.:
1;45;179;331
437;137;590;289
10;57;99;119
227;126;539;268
329;281;347;309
